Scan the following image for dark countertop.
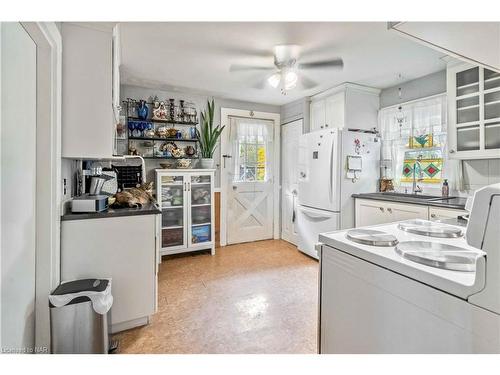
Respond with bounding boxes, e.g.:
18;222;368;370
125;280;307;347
352;192;468;210
61;201;161;221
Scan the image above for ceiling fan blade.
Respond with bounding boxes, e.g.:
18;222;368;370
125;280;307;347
298;58;344;69
252;78;269;90
300;75;318;90
229;64;275;72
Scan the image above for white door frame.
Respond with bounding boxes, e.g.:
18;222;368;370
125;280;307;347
280;118;303;245
220;108;280;247
20;22;62;351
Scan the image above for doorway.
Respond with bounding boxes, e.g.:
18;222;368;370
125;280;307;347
220;109;280;246
281;119;303;245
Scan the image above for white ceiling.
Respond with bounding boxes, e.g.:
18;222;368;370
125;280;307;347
119;22;447;106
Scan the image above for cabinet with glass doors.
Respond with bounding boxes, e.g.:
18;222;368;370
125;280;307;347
156;169;215;256
447;62;500;159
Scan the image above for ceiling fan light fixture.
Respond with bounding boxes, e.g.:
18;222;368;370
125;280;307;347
268;73;281;88
284;70;298;90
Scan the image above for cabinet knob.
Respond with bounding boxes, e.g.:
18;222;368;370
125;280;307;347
449;149;455;154
431;213;436;218
325;124;329;127
320;125;324;129
379;207;385;212
387;208;392;213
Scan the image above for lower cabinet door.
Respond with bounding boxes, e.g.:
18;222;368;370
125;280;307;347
385;201;428;222
355;199;389;227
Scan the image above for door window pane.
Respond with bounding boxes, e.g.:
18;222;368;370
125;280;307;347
229;117;274;182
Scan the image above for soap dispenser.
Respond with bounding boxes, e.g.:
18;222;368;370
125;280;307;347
442;179;449;197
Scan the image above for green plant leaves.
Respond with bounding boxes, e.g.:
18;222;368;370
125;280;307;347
197;99;225;158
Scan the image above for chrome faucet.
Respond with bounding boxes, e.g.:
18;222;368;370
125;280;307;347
412;155;423;194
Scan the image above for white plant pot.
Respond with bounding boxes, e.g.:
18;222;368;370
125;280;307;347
200;158;215;169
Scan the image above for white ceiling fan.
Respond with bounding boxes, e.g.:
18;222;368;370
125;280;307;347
229;44;344;95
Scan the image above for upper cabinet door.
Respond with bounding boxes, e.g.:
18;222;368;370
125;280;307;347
62;23;114;159
310;99;326;132
325;92;345;129
390;22;500;72
447;62;500;159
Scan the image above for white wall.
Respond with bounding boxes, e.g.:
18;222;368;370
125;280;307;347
1;22;37;352
120;84;281;187
280;97;310;131
380;70;446;108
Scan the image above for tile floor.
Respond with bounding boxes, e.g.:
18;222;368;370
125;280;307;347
114;239;318;354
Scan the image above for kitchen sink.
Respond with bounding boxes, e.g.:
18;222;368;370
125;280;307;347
379;192;459;201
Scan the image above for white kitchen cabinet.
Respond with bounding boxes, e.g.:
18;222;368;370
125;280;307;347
156;169;215;256
388;201;429;222
61;214;159;333
429;207;467;221
309;83;380;133
354;199;447;227
310;99;326;132
354;199;392;227
61;23;114;159
447;62;500;159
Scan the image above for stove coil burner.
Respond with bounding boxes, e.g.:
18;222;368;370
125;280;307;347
395;241;479;272
398;219;463;238
346;229;399;247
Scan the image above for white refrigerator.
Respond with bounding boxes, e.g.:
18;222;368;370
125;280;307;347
297;128;380;259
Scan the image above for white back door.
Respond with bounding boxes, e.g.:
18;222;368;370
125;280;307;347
225;116;275;244
281;119;302;245
298;128;340;212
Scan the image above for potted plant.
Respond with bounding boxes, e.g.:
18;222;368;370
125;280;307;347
196;99;225;169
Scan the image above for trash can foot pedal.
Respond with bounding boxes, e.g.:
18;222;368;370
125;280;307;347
108;339;119;354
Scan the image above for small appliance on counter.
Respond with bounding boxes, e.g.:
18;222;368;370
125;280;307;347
71;194;109;213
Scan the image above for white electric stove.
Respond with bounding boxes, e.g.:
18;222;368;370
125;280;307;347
317;183;500;353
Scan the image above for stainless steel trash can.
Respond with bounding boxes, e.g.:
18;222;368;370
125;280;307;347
49;278;113;354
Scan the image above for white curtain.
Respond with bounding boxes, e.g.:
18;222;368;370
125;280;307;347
228;116;274;182
378;94;463;190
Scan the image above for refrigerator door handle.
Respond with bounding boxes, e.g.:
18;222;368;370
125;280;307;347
299;206;335;220
329;138;334;203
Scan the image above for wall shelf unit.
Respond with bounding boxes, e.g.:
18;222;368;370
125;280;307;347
116;98;200;160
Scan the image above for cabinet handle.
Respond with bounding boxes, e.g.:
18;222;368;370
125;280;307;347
431;213;436;218
387;208;392;213
379;207;385;212
187;182;191;191
184;182;187;191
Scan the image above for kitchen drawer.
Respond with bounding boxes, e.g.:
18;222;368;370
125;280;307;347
429;207;467;220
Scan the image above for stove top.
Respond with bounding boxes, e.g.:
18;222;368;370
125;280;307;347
346;229;398;247
398;219;464;238
395;241;479;272
318;221;487;299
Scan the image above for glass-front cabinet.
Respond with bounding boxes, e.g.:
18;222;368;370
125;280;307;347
156;169;215;256
448;62;500;159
